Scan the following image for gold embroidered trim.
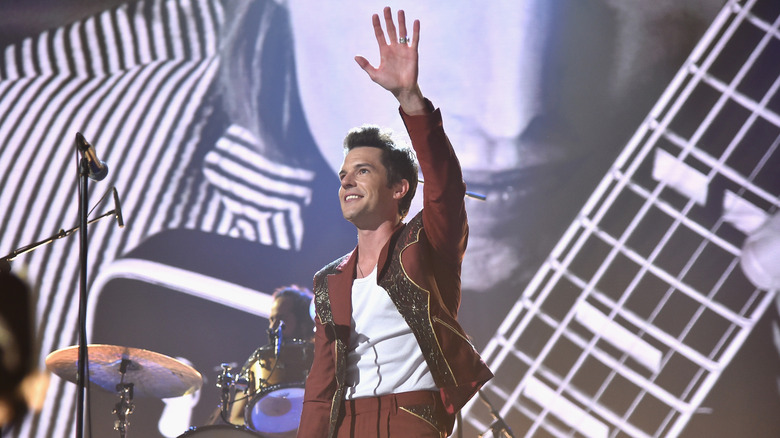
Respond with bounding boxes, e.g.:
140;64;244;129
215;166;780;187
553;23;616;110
380;214;457;386
399;405;445;437
433;316;474;347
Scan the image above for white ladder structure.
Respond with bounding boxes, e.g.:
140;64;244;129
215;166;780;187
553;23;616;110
461;0;780;436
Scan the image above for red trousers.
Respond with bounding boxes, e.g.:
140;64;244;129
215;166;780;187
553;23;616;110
335;390;446;438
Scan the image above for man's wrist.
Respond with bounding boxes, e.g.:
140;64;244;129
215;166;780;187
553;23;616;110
396;85;427;115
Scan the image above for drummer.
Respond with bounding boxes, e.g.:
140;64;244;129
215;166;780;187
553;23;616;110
225;285;315;425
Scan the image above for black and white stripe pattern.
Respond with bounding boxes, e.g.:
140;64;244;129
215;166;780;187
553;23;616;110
0;0;309;436
202;124;314;249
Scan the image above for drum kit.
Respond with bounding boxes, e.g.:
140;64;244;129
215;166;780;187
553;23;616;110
45;340;313;437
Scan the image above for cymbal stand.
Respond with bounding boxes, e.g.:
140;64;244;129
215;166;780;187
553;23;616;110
112;359;135;438
216;363;236;423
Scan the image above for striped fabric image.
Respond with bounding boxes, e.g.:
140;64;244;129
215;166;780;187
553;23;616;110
0;0;327;436
203;124;315;250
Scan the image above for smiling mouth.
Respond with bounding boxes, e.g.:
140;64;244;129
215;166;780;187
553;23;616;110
344;194;362;201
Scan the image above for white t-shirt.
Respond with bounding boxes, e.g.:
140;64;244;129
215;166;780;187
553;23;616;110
344;266;438;399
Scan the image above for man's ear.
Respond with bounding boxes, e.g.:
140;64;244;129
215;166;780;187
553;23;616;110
393;179;410;200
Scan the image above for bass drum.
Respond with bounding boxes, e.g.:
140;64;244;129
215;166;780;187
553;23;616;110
245;382;305;437
177;425;261;437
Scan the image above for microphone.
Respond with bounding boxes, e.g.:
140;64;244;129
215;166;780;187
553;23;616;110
274;321;285;357
75;132;108;181
418;178;486;201
112;187;125;228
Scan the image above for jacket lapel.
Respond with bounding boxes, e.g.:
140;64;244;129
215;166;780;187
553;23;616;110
326;249;355;328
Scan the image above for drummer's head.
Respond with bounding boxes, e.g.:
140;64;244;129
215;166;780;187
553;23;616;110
270;285;314;341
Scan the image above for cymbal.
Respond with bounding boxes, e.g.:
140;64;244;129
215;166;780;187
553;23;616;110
45;344;202;399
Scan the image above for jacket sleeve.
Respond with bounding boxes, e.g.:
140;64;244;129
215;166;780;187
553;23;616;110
400;100;468;267
400;99;468;315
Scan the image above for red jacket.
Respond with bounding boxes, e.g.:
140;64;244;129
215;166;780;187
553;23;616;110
298;102;493;437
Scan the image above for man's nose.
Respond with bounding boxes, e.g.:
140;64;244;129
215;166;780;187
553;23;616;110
341;172;355;188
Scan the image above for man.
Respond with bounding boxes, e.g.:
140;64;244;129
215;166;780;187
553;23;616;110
298;8;493;438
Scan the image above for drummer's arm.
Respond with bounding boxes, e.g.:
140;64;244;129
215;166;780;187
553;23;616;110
228;396;246;425
298;314;336;437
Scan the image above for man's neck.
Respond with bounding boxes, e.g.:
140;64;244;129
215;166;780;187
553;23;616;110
355;219;400;274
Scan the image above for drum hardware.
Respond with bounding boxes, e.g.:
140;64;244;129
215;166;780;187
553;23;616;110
248;355;283;388
112;359;135;438
240;341;313;436
216;364;230;423
216;363;245;424
45;344;203;437
241;354;281;392
177;424;261;437
205;340;313;436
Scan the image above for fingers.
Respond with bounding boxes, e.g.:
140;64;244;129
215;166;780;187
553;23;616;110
354;55;377;79
358;7;420;94
383;7;398;43
411;19;420;50
397;9;408;43
354;55;370;71
371;13;387;46
377;7;416;47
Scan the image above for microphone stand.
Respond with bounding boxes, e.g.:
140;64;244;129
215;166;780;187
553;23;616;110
0;209;121;263
77;157;90;438
3;201;119;437
478;390;515;438
1;172;118;438
1;145;122;438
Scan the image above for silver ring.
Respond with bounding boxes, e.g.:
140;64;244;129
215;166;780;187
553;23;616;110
399;36;408;44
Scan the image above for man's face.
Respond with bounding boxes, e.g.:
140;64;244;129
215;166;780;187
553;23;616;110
338;147;402;229
269;296;302;340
